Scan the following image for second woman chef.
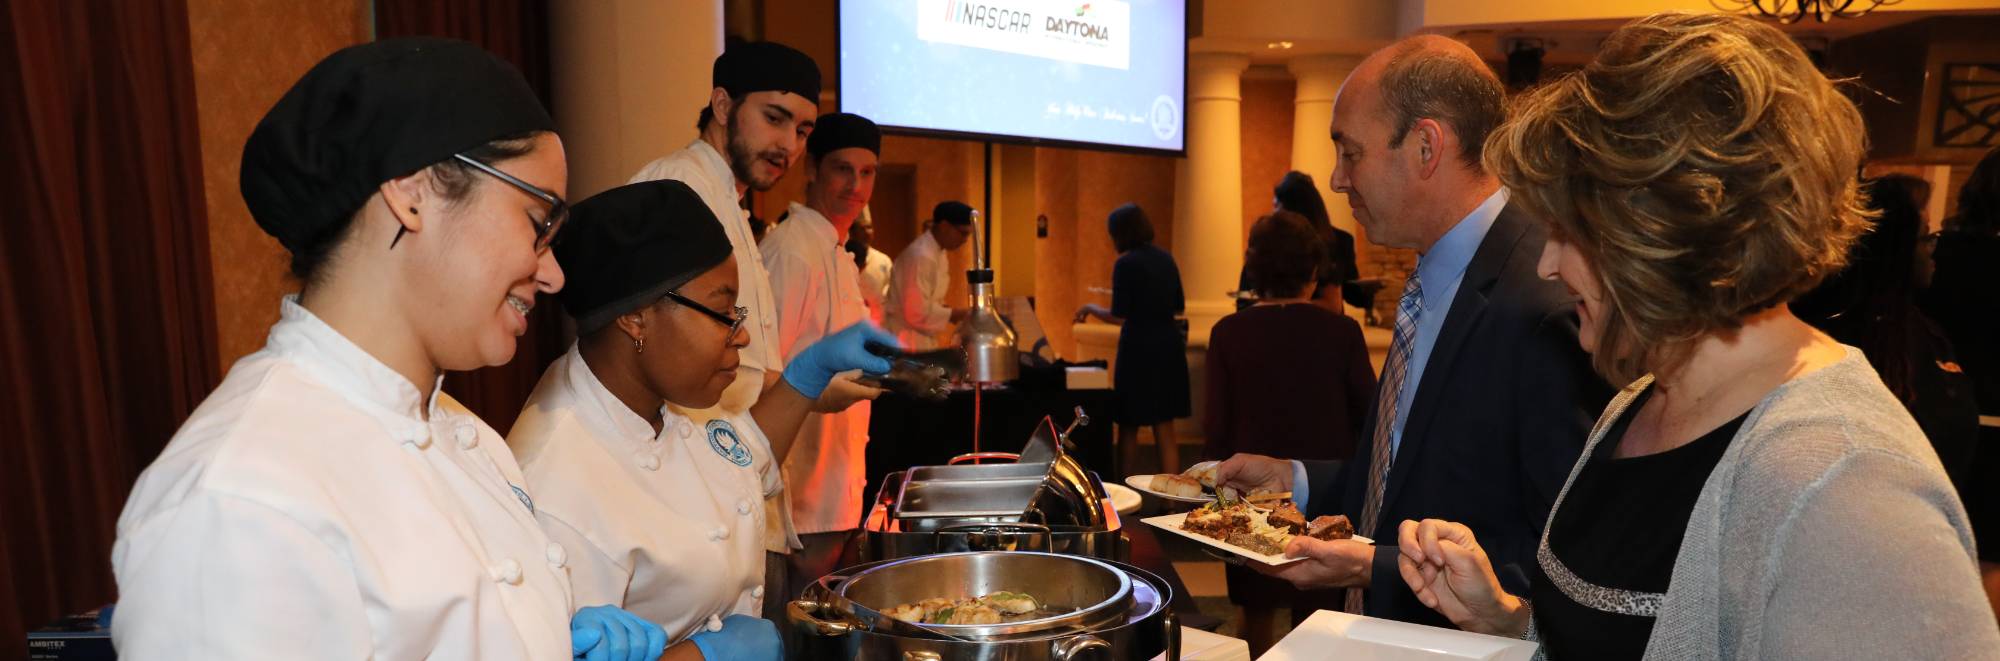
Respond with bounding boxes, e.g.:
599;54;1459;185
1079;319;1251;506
507;179;897;660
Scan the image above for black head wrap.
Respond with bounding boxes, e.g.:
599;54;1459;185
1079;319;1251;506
933;201;975;227
713;41;821;102
807;112;881;158
554;180;732;332
240;37;554;257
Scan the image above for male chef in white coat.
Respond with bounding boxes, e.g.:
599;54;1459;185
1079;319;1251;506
884;202;975;350
760;112;882;606
626;41;823;585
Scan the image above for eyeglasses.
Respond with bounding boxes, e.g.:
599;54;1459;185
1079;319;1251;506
663;289;749;336
453;154;568;252
388;153;569;251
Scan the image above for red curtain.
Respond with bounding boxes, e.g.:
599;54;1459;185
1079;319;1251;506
0;0;219;651
376;0;564;434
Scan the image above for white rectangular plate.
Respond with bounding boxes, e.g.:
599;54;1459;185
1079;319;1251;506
1262;610;1539;661
1141;512;1371;566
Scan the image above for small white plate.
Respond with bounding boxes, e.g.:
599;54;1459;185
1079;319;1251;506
1142;511;1372;566
1122;474;1213;504
1262;610;1539;660
1103;483;1143;515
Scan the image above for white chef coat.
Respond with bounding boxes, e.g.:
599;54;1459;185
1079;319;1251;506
111;297;573;660
859;246;893;325
509;345;779;643
761;203;873;534
884;231;956;350
629;139;795;553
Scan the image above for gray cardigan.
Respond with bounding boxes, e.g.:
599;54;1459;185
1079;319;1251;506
1529;348;2000;660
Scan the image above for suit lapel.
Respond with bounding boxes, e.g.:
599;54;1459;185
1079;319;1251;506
1378;206;1535;516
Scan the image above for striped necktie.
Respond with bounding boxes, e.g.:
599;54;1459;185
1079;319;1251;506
1347;271;1422;615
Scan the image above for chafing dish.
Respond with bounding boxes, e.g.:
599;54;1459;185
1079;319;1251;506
789;552;1180;660
862;414;1121;562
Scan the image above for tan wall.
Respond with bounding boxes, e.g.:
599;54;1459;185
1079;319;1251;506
187;0;370;369
1239;74;1297;242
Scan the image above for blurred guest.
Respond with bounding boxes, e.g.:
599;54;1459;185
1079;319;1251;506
1920;145;2000;622
1392;14;1999;658
1795;175;1979;489
1076;204;1190;476
1237;171;1361;315
1206;211;1376;653
885;203;973;349
846;207;894;324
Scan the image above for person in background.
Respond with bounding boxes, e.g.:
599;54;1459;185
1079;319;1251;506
885;202;973;349
847;207;894;325
625;40;822;582
510;180;895;660
1795;175;1979;489
1394;14;2000;658
761;112;884;610
1216;34;1606;627
112;38;664;660
1206;210;1376;654
1237;171;1361;317
1919;145;2000;622
1075;204;1191;476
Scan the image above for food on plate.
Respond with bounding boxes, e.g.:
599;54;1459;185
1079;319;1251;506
1182;460;1220;488
885;591;1048;625
1268;503;1308;535
1227;530;1285;556
1149;473;1205;498
1306;514;1355;541
1180;501;1300;557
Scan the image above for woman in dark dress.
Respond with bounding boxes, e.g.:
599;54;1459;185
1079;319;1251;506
1235;171;1360;315
1206;211;1376;654
1919;145;2000;617
1794;175;1980;488
1076;203;1191;476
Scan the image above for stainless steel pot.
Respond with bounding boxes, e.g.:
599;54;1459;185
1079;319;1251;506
789;552;1180;660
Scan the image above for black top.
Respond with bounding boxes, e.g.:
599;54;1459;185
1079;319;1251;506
1110;244;1190;425
1533;386;1747;660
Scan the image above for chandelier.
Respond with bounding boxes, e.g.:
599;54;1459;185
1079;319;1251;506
1710;0;1902;24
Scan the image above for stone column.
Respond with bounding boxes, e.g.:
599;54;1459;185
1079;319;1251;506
1174;51;1251;342
1288;54;1365;236
550;0;723;198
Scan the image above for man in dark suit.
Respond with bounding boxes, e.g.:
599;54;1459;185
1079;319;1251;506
1218;35;1609;628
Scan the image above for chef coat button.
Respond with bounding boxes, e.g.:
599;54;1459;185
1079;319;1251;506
678;420;694;438
637;454;661;471
546;543;567;569
736;500;752;515
489;559;523;585
455;425;479;449
706;614;724;633
753;586;766;599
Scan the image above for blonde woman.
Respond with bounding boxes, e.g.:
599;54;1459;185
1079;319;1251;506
1394;13;2000;659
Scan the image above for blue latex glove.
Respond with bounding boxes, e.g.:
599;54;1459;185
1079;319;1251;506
782;321;899;399
689;614;783;661
570;605;666;661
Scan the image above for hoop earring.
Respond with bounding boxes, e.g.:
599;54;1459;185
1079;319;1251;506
633;337;644;354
